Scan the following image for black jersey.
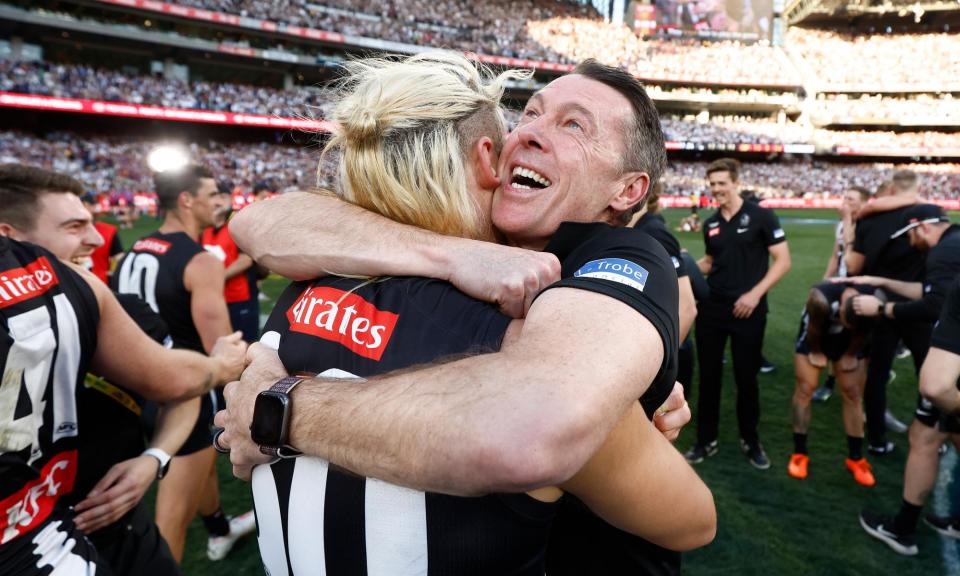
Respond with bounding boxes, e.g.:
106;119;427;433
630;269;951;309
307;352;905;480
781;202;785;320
702;201;786;308
0;239;100;571
113;232;205;352
62;293;170;511
852;206;924;284
539;222;681;576
634;212;687;279
892;225;960;322
253;276;559;576
932;277;960;356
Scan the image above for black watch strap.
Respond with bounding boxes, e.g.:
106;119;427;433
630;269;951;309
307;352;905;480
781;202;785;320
257;376;306;456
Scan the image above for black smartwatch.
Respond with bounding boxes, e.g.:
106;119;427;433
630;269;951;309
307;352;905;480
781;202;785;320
251;376;306;458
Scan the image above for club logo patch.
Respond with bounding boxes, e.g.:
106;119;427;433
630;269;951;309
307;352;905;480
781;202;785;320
773;228;785;239
574;258;648;292
740;214;751;227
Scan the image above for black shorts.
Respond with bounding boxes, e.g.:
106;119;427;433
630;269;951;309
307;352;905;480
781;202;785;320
89;502;181;576
932;278;960;355
915;394;960;434
794;312;861;361
0;512;110;576
177;388;224;455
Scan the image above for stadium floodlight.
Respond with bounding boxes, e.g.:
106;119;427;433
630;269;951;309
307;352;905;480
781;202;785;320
147;145;190;173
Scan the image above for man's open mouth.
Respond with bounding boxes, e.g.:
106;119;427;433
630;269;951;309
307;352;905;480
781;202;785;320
510;166;552;190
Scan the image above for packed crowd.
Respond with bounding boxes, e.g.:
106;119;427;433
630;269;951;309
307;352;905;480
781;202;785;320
177;0;598;61
0;60;331;117
647;85;802;106
814;93;960;125
815;128;960;152
662;115;812;145
0;131;329;196
5;129;960;203
789;28;960;89
663;160;960;199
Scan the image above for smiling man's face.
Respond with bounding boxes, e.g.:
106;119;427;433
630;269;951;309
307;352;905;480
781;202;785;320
492;74;637;249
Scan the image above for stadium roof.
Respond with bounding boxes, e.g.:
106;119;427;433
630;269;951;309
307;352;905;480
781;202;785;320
786;0;960;25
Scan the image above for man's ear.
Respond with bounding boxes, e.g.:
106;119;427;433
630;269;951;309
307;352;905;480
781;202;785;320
178;190;194;210
471;136;501;190
0;222;20;239
609;172;650;213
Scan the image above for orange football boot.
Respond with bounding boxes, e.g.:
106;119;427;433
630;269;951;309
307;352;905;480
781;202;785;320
846;458;876;487
787;453;809;479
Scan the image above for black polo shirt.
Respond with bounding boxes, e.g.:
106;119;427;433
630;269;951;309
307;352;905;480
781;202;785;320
634;212;687;279
702;200;786;305
541;222;681;576
932;277;960;356
852;205;925;285
893;225;960;322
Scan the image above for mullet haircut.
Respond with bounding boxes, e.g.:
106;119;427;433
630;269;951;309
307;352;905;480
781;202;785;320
154;163;214;211
0;163;85;231
571;59;665;223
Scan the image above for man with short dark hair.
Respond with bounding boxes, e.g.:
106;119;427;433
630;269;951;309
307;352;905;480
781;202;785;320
114;163;255;562
0;165;245;575
684;158;791;469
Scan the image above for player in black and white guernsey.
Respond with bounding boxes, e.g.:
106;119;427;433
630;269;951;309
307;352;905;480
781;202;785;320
221;56;715;575
0;237;104;575
113;163;254;562
0;164;244;575
788;281;878;486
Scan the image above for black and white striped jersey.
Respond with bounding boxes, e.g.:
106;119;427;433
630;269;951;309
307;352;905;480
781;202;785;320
0;238;102;574
254;276;558;576
113;232;205;352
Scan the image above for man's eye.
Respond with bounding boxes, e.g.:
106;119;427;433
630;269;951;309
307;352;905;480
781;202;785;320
523;109;539;118
566;120;583;131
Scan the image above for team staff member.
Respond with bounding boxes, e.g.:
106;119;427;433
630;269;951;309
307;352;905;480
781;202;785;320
853;205;960;555
218;59;714;574
685;158;791;469
114;163;255;562
0;165;245;575
788;282;877;486
201;192;260;342
843;170;926;454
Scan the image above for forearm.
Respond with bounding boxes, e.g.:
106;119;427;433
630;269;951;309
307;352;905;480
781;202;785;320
230;191;455;281
287;347;638;495
881;279;923;300
149;398;201;454
696;256;711;276
224;254;254;280
891;294;942;323
750;252;790;297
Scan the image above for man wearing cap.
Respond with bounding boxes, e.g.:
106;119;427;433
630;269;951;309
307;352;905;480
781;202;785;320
848;204;960;555
843;170;926;454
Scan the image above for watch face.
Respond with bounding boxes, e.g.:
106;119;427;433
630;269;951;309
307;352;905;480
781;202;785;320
251;392;288;446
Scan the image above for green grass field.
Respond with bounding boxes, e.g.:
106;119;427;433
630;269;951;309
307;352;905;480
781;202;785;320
117;208;957;576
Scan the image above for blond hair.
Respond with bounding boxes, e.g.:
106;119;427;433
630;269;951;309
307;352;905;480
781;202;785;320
321;52;530;238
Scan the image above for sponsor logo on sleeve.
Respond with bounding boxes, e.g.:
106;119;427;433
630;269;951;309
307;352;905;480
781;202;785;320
773;228;785;239
708;227;720;238
286;286;399;361
132;238;172;255
0;450;77;544
0;257;60;310
573;258;648;292
671;256;681;270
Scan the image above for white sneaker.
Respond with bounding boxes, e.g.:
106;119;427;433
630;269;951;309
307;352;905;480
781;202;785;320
207;510;257;561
